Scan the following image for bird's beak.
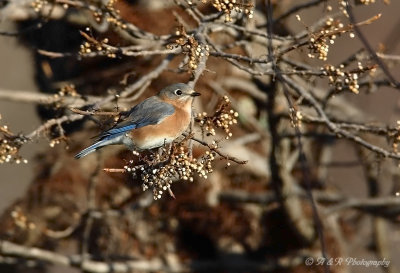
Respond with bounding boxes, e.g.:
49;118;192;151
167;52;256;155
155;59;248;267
191;91;201;97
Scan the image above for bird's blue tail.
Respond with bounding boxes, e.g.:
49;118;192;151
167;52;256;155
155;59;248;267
75;139;109;159
75;131;131;159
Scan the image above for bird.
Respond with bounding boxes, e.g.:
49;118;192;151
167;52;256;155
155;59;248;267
75;83;200;159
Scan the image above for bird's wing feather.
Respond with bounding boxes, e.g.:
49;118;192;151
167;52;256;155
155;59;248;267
97;96;175;140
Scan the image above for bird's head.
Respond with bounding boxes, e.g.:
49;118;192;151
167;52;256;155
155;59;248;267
158;83;200;104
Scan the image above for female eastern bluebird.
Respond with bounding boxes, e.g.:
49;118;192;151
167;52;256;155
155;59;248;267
75;83;200;159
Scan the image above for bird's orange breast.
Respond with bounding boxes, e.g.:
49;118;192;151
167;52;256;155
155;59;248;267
128;100;192;150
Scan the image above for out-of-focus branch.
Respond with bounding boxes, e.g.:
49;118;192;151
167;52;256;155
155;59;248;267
345;0;400;89
25;114;83;140
272;0;327;24
81;153;101;257
219;189;400;219
0;240;176;273
119;54;175;99
283;76;400;160
0;240;306;272
69;108;120;116
37;46;180;59
190;136;247;164
0;89;98;107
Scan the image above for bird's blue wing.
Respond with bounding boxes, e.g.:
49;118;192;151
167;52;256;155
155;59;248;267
97;96;175;140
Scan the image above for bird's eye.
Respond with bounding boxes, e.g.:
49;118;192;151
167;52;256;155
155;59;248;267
175;89;183;96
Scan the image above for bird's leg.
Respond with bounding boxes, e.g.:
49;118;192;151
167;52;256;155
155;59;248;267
146;150;157;165
157;147;163;160
158;138;170;159
167;142;173;156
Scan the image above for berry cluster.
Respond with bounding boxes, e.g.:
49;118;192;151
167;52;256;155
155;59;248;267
51;84;79;109
11;207;36;230
339;0;375;18
124;140;215;200
195;96;238;139
321;63;375;94
105;16;127;30
79;36;117;58
0;116;28;164
300;15;348;61
0;138;26;164
31;0;48;13
322;64;360;94
200;0;254;22
358;0;375;4
289;107;303;129
89;0;127;28
106;0;119;11
167;26;209;73
392;120;400;155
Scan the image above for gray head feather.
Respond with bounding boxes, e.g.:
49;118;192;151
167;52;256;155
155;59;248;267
158;83;200;100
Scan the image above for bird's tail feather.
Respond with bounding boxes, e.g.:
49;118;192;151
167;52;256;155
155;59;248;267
75;139;110;159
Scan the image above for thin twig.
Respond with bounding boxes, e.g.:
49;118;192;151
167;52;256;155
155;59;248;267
345;0;400;89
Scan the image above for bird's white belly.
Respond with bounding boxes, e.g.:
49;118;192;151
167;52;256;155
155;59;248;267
137;136;176;150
